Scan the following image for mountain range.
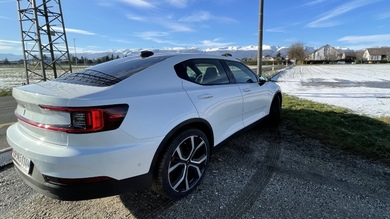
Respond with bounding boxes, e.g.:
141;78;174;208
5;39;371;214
1;45;344;61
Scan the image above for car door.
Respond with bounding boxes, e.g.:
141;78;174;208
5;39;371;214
178;59;244;146
224;60;271;127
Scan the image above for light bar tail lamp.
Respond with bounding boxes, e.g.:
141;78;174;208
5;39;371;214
17;104;129;133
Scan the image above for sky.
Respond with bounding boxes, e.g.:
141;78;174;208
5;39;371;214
0;0;390;55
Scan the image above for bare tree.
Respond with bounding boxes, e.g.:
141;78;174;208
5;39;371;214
287;42;306;64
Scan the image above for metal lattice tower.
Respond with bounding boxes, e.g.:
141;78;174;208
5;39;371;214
17;0;72;84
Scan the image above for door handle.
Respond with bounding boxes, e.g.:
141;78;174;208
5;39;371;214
198;94;213;99
242;88;251;92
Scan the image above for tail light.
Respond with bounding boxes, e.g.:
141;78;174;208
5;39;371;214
17;104;128;133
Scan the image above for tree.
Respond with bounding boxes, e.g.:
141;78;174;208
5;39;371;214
276;51;281;60
287;42;306;64
3;58;10;65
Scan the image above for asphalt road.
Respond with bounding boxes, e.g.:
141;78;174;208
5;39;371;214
1;121;389;218
0;96;16;151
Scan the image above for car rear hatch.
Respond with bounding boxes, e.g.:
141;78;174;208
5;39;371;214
12;81;112;146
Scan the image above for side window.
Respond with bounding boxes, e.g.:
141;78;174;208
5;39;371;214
175;59;230;85
225;61;257;83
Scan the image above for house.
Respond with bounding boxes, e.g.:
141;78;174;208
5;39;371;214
363;48;390;62
262;55;275;61
340;51;357;62
308;44;340;61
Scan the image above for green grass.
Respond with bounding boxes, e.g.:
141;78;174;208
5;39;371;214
0;89;12;96
282;94;390;163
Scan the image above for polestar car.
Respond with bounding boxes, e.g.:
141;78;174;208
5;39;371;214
7;51;282;200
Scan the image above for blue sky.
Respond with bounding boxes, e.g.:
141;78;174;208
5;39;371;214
1;0;390;55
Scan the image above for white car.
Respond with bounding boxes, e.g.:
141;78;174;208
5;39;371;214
7;52;282;200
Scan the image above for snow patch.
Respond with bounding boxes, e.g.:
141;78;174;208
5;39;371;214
274;65;390;118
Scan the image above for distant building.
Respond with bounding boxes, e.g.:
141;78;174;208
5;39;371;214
340;51;357;63
363;48;390;62
308;44;340;61
262;55;275;61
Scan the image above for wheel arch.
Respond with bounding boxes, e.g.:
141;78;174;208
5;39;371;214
274;91;282;106
148;118;214;175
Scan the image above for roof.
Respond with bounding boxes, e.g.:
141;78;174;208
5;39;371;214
366;48;390;55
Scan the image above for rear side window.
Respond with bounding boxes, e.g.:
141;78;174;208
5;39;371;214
175;59;230;85
56;55;173;86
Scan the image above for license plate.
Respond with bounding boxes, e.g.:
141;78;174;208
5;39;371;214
12;150;31;174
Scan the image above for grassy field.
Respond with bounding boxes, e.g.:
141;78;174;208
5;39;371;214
0;89;12;96
282;94;390;163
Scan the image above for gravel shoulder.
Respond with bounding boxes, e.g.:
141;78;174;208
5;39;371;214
1;124;389;219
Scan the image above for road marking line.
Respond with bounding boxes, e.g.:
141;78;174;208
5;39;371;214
0;122;15;129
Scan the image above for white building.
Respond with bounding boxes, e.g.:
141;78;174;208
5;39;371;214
363;48;390;61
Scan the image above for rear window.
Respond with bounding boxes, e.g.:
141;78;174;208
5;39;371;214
56;55;173;86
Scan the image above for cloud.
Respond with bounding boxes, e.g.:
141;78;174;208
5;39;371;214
338;34;390;44
50;27;96;35
133;31;170;43
266;27;286;33
120;0;155;9
180;11;210;22
0;40;20;44
0;45;13;50
0;40;20;52
307;0;377;28
126;13;145;21
163;22;194;32
110;39;134;44
179;10;237;23
166;0;188;8
200;38;234;48
301;0;326;7
133;31;179;45
376;12;390;20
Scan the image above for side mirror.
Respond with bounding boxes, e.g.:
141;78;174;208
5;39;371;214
258;76;268;86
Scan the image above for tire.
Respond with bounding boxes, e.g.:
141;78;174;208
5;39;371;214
152;129;210;199
269;95;281;125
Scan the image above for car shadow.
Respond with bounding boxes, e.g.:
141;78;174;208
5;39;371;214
117;107;390;218
119;190;175;218
118;119;282;219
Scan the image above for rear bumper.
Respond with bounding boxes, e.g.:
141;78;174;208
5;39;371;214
7;123;162;200
6;123;161;179
13;160;152;201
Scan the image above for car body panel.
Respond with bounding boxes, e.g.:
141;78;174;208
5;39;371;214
238;82;272;126
182;80;244;145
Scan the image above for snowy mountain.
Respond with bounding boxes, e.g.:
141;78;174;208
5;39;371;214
105;46;296;60
0;53;24;61
0;45;319;61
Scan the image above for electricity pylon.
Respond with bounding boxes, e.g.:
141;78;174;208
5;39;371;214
17;0;72;84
